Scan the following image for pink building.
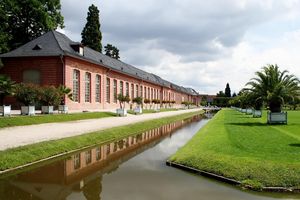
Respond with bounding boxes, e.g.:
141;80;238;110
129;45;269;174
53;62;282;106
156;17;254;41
0;31;200;111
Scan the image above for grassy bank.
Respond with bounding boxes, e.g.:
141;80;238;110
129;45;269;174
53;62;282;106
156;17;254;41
0;110;202;171
0;112;116;128
170;109;300;189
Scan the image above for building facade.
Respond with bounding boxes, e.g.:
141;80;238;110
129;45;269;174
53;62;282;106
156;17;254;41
0;31;200;111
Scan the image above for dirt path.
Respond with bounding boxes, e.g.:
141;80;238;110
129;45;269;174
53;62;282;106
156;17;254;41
0;109;202;151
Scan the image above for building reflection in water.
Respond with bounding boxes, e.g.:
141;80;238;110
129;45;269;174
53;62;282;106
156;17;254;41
0;115;202;200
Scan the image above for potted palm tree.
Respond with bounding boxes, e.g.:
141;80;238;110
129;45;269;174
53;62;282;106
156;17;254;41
40;86;61;114
14;83;39;115
117;94;130;116
58;85;73;114
245;64;300;124
132;96;143;114
0;75;15;116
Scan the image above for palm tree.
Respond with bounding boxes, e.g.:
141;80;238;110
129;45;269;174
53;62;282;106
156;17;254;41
245;64;300;112
0;75;15;105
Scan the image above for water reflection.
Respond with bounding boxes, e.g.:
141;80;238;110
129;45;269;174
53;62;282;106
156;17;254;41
0;115;202;200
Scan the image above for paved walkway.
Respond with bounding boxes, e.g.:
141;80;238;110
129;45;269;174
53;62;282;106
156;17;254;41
0;108;202;151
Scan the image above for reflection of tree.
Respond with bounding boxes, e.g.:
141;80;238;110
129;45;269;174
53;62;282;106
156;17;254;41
83;177;102;200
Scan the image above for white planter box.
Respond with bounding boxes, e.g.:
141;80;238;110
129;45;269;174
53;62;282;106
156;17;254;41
21;106;35;116
267;112;287;124
133;107;143;114
42;106;54;114
253;110;262;118
117;108;127;116
0;105;11;116
246;108;253;115
58;105;68;114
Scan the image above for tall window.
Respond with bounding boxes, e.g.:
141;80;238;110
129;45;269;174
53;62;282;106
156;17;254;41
95;75;101;102
126;82;129;96
140;86;143;97
85;150;92;164
120;81;124;95
73;153;81;170
151;88;153;100
131;84;134;99
85;72;91;102
148;88;150;99
113;79;117;103
23;69;41;84
73;70;80;102
96;147;102;160
144;87;146;98
136;84;139;97
106;78;110;103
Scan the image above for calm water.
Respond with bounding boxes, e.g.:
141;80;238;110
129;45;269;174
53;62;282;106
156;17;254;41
0;115;299;200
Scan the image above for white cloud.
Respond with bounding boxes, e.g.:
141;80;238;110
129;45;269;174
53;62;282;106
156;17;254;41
60;0;300;94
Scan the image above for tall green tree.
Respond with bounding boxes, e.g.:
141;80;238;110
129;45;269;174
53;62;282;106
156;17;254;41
245;64;300;112
0;0;64;53
225;83;231;97
81;4;102;53
104;44;120;59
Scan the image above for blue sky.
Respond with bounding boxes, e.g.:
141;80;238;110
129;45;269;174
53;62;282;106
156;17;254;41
59;0;300;95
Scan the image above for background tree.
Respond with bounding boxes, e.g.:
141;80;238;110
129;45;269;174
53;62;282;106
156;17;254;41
104;44;120;59
81;4;102;53
0;0;64;53
225;83;231;97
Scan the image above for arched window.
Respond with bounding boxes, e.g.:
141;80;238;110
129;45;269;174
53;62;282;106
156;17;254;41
95;75;101;103
106;78;110;103
85;72;91;102
120;81;124;95
23;69;41;84
113;79;117;103
73;70;80;102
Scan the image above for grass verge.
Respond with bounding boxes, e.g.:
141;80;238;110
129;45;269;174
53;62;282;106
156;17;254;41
0;110;202;171
169;109;300;189
0;112;116;128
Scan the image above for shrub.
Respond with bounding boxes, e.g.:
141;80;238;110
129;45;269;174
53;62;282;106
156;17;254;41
40;86;61;106
0;75;15;105
14;83;40;106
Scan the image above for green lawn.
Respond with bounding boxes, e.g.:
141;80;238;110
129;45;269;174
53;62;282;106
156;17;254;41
170;109;300;189
0;111;202;171
0;112;116;128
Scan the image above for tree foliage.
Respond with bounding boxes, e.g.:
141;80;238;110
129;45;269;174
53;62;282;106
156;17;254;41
245;64;300;112
104;44;120;59
0;0;64;53
225;83;231;97
81;4;102;53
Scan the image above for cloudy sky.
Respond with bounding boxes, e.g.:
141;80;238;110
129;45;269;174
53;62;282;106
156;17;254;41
59;0;300;95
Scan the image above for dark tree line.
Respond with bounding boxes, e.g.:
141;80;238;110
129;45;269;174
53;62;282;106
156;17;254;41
0;0;64;53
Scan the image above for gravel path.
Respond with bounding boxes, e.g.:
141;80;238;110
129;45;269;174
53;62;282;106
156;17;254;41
0;109;202;151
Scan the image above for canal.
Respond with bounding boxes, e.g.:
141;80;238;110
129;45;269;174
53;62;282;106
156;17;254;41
0;114;299;200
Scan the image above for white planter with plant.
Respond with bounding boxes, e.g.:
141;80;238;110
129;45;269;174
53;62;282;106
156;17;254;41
0;75;15;117
132;97;143;114
117;94;130;117
253;110;262;118
21;106;35;116
41;106;54;114
15;83;39;116
40;85;61;114
57;85;73;114
0;105;11;116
